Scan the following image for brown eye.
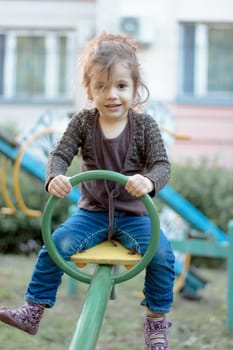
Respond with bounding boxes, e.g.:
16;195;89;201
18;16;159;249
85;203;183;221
118;83;127;89
95;83;104;90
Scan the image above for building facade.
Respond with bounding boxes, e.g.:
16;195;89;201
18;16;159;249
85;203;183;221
0;0;232;166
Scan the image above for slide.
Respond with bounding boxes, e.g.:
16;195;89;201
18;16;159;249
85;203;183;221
159;185;228;243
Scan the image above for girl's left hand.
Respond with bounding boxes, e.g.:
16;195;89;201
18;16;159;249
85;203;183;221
48;175;72;198
125;174;154;197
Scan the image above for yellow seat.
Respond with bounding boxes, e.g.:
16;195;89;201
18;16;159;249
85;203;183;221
70;240;141;269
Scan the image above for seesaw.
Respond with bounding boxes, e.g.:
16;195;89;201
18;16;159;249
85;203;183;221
41;170;160;350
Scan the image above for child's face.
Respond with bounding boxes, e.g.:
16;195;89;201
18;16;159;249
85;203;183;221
88;62;135;120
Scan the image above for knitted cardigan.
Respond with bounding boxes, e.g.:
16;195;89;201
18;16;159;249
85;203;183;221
45;108;170;197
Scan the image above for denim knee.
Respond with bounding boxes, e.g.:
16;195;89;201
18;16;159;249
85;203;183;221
52;227;78;260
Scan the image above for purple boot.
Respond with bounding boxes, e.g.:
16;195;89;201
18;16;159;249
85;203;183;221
144;315;172;350
0;301;44;335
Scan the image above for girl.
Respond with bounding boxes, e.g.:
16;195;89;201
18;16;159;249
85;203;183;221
0;32;175;350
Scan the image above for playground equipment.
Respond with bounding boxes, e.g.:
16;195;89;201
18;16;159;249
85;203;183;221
12;128;62;217
0;110;71;216
0;129;80;207
172;219;233;333
0;126;196;297
41;170;160;349
0;126;227;296
0;109;232;323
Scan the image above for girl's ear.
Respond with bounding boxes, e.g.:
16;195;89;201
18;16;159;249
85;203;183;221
87;87;93;101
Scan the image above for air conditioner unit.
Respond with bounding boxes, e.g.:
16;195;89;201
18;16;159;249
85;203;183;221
119;16;155;46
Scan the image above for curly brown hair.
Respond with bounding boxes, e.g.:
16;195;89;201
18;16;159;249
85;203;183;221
81;32;149;107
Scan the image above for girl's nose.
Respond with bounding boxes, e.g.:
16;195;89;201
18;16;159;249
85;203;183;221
106;86;117;99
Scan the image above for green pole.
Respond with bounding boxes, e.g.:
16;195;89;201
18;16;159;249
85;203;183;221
227;219;233;333
69;265;113;350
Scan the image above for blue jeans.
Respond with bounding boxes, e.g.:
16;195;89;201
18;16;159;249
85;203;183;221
25;209;175;313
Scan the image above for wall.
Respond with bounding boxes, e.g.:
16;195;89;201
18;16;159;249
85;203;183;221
0;0;232;167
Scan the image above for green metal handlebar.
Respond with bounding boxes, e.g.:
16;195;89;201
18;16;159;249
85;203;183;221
41;170;160;284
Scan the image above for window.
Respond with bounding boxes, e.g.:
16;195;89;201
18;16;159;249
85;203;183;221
178;23;233;103
0;30;76;102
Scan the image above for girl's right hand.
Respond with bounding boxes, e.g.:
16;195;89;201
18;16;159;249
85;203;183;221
48;175;72;198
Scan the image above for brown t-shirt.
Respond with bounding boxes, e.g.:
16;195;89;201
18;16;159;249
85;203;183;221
79;120;148;215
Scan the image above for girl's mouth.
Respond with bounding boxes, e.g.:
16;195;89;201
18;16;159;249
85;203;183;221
105;104;121;110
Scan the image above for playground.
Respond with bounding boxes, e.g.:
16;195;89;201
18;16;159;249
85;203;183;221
0;253;233;350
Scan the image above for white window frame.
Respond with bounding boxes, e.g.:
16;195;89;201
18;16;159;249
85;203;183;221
178;22;233;104
1;29;76;101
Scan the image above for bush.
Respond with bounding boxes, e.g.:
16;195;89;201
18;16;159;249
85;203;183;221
169;158;233;233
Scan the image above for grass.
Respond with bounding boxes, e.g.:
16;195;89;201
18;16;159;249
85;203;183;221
0;254;233;349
